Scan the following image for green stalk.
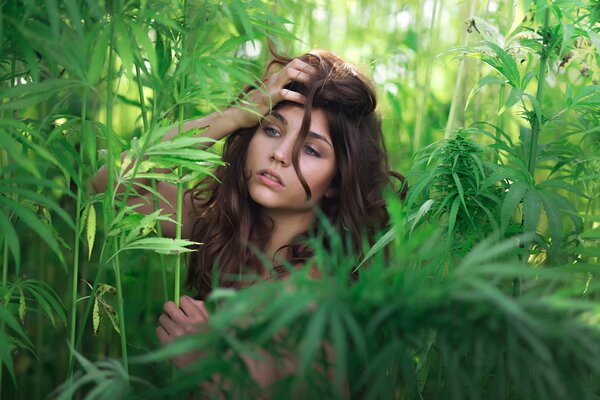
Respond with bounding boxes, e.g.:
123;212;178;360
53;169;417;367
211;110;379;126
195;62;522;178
445;0;478;137
174;0;188;307
494;83;506;164
67;88;88;379
105;19;129;377
0;235;6;394
134;63;168;307
526;8;551;177
0;51;18;396
413;0;441;151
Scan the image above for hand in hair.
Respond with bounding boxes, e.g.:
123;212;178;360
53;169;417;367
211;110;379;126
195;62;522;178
232;58;318;129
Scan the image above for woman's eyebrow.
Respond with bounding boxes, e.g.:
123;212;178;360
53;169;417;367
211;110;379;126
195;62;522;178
270;111;287;125
270;111;333;148
308;131;333;148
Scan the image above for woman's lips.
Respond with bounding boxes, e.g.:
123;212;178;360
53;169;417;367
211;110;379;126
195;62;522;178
256;169;285;188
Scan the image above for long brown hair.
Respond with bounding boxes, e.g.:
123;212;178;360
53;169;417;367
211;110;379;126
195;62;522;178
187;49;406;299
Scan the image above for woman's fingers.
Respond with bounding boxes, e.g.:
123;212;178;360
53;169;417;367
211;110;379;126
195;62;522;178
287;58;318;76
163;300;187;324
180;296;207;323
156;326;170;345
280;89;306;104
159;313;184;337
280;67;311;84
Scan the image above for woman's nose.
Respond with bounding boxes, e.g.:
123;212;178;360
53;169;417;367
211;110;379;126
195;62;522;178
269;140;293;166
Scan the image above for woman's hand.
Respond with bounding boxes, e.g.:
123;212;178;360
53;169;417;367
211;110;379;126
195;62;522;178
156;295;209;369
231;58;318;128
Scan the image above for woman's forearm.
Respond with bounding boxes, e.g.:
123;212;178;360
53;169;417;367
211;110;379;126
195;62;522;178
91;107;245;195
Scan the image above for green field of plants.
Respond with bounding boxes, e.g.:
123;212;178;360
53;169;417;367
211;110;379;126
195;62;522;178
1;0;599;398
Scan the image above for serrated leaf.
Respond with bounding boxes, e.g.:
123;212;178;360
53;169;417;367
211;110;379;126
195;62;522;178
0;196;65;266
18;289;26;323
104;305;120;334
356;226;396;271
93;298;100;335
86;205;96;260
108;238;198;261
0;211;20;269
501;182;528;233
447;196;461;243
523;189;541;234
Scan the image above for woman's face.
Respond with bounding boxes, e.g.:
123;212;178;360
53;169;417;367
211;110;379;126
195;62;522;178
245;104;337;218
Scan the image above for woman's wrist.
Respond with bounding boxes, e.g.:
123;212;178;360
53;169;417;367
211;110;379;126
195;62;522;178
225;103;263;130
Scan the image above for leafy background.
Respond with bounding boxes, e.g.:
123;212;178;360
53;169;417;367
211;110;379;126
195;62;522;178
0;0;599;398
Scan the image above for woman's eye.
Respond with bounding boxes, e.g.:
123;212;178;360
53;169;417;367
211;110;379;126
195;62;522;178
304;145;320;157
264;127;280;137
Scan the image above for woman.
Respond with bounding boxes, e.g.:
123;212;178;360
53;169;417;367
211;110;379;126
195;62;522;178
93;49;404;392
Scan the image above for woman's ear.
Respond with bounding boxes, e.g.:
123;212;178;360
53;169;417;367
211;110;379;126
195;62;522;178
324;187;338;199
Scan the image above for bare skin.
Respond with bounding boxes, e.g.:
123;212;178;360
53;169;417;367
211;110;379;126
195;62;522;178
93;59;325;392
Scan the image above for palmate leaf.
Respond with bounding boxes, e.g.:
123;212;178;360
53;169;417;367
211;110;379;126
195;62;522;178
0;129;40;178
0;210;20;268
0;79;83;110
1;187;75;230
500;181;529;233
107;238;198;262
481;40;521;88
0;304;34;383
0;196;65;266
539;191;565;259
523;188;542;234
22;279;67;327
54;349;139;400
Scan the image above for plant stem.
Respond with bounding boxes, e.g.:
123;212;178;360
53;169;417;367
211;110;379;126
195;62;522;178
0;49;18;397
67;88;88;380
175;0;188;306
526;7;550;178
0;236;6;395
494;83;506;164
413;0;441;151
105;18;130;378
445;0;478;137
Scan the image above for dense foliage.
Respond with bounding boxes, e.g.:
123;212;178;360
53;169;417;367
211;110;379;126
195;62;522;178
0;0;599;398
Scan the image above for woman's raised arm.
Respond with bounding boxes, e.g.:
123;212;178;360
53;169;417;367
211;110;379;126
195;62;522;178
91;58;318;238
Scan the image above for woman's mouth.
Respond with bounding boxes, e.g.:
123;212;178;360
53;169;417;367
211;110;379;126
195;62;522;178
257;169;285;188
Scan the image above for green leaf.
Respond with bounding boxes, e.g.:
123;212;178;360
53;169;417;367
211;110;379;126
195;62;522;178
88;24;110;84
0;211;20;268
2;187;75;230
0;304;32;349
93;298;100;335
18;289;26;323
447;196;460;243
539;191;564;258
483;40;520;88
523;189;542;234
299;306;327;373
103;305;120;334
501;182;528;233
451;172;470;219
86;204;96;260
82;121;98;172
108;238;198;261
409;199;435;232
356;226;396;271
0;196;65;266
465;75;506;112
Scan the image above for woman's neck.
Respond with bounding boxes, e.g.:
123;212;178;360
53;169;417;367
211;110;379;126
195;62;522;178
261;209;316;260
